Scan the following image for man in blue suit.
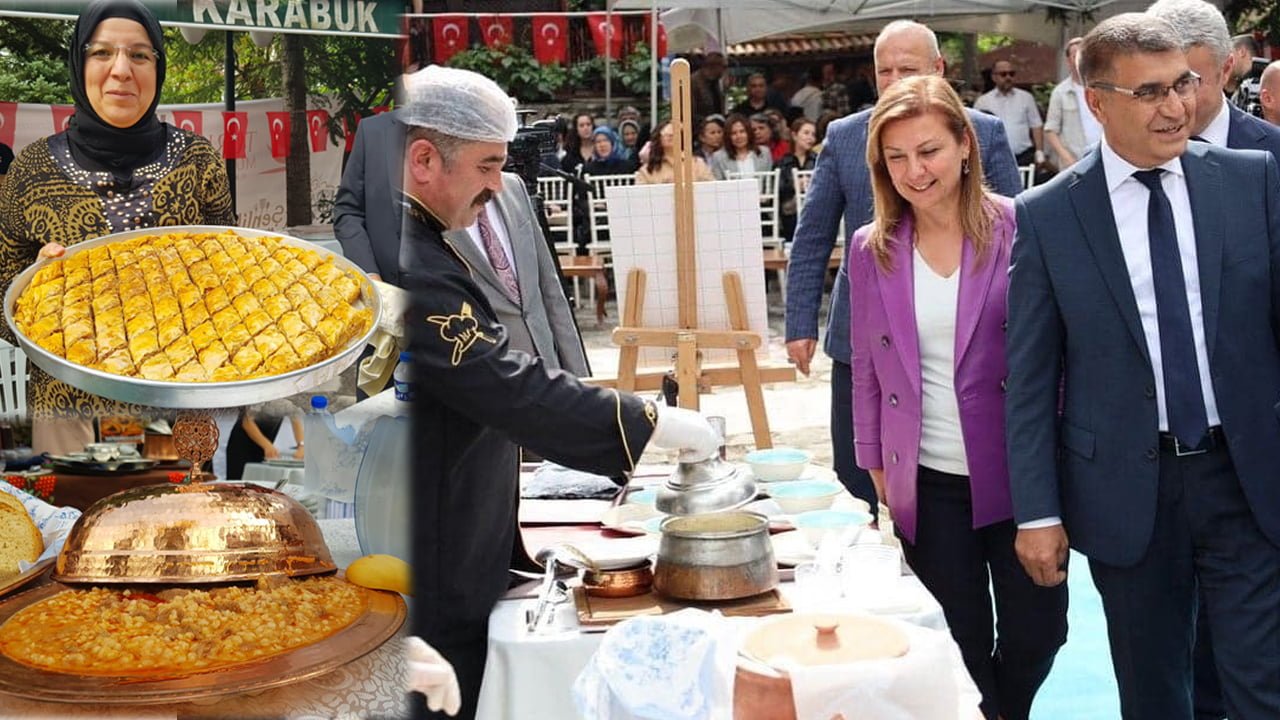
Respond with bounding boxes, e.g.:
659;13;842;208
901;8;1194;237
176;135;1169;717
1144;3;1280;717
784;19;1021;510
1006;14;1280;720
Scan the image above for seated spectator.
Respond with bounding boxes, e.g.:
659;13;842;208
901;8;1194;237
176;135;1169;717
618;119;641;160
777;117;818;241
751;112;791;164
584;126;638;176
695;115;725;162
636;120;714;184
710;113;772;179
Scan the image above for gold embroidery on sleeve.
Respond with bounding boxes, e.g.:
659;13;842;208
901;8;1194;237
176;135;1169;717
614;389;637;473
426;301;496;366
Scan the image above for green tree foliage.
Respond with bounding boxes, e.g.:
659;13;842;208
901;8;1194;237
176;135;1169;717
447;44;568;101
1225;0;1279;45
0;17;73;104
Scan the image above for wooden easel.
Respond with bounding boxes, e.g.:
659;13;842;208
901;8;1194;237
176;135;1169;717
609;60;794;449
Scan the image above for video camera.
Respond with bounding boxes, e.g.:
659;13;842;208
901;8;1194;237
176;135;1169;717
506;116;563;192
1233;56;1269;119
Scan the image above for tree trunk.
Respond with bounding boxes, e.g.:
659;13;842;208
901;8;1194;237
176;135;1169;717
282;33;312;227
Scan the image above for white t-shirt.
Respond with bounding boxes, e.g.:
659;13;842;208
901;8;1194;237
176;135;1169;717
913;247;968;476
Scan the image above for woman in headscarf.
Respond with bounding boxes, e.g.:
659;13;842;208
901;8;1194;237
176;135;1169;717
617;119;641;161
583;126;637;176
0;0;234;454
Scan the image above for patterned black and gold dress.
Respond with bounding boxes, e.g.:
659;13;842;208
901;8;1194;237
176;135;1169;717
0;125;234;418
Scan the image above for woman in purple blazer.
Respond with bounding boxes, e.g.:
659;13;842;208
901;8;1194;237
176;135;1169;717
848;76;1067;720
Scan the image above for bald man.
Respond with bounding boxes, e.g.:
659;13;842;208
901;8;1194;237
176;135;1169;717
1261;61;1280;126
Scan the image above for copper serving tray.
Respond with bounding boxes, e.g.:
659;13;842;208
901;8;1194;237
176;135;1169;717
2;225;381;409
0;580;406;705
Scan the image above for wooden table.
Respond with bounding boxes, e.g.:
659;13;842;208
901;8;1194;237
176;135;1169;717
45;464;195;511
560;255;609;324
762;246;844;272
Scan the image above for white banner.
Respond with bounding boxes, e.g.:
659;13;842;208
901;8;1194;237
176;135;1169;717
5;98;343;232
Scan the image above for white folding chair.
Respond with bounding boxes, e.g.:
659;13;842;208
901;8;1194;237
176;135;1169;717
728;169;782;250
793;168;815;216
585;173;636;264
0;345;28;422
536;175;575;257
1018;164;1036;191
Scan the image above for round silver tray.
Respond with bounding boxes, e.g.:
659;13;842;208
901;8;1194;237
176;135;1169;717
3;225;381;409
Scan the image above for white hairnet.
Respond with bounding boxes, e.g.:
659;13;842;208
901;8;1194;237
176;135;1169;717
401;65;517;143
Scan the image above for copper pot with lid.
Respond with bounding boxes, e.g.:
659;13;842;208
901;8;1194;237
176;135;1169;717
652;511;777;601
733;613;910;720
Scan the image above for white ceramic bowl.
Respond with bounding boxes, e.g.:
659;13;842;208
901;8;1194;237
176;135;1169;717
766;480;842;514
744;448;813;482
793;509;874;548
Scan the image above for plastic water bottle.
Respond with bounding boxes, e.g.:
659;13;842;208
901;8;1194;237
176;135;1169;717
304;396;359;514
393;351;413;409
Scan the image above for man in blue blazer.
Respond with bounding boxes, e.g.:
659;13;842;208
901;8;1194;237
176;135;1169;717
335;109;407;286
784;19;1021;510
1144;3;1280;717
1006;14;1280;720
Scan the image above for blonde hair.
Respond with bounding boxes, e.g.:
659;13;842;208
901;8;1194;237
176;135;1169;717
864;75;996;272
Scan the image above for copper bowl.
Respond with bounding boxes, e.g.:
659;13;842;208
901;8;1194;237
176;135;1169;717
582;564;653;598
54;483;336;584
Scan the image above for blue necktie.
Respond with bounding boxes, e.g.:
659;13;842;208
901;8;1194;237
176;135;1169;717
1132;169;1209;449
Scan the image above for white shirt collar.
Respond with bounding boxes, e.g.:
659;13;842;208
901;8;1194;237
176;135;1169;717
1196;99;1231;146
1100;138;1185;193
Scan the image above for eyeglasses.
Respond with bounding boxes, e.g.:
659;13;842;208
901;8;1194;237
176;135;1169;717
1090;71;1200;105
83;42;161;66
994;70;1016;77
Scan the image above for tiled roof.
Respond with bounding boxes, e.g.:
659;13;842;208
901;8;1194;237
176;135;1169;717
728;32;876;58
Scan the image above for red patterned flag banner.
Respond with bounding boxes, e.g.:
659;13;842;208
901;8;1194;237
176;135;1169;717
222;111;248;159
266;111;291;159
344;115;359;153
0;102;16;146
50;105;75;133
532;15;568;65
648;21;668;57
307;109;330;152
432;15;468;64
477;15;513;48
587;13;623;60
172;110;203;137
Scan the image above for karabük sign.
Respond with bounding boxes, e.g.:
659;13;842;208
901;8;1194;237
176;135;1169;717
0;0;402;38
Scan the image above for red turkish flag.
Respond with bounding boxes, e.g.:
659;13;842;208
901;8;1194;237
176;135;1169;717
306;109;329;152
172;110;203;137
0;102;15;147
587;14;623;60
477;15;512;48
532;15;567;65
344;115;359;153
432;15;467;64
648;21;668;57
266;111;290;159
222;111;247;159
50;105;75;133
372;105;389;115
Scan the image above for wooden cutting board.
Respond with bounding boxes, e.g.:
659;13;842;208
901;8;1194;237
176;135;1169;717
574;586;790;628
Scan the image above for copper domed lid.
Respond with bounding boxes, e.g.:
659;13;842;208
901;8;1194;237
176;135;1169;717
742;613;909;670
54;483;335;584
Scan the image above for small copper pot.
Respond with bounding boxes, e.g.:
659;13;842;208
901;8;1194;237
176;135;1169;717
582;564;653;598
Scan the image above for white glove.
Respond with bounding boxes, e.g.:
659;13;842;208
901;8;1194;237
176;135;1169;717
648;404;721;463
1034;149;1046;164
404;636;462;716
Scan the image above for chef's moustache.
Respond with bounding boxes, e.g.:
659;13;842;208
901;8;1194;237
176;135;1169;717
472;189;495;207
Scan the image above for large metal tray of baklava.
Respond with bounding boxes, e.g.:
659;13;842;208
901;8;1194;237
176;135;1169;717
3;225;381;409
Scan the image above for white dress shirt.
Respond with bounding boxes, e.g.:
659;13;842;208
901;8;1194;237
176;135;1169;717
974;87;1043;156
914;247;969;476
1019;140;1222;531
1195;99;1231;147
465;201;517;274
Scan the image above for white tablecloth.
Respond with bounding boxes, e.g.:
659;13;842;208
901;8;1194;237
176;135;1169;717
475;576;948;720
0;519;406;720
241;461;305;485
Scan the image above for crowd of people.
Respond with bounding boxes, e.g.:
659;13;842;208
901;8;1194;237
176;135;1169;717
414;4;1278;720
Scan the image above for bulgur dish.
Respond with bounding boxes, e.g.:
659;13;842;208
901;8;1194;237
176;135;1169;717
0;576;367;675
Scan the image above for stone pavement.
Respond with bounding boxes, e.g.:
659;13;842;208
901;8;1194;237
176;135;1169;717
573;283;840;467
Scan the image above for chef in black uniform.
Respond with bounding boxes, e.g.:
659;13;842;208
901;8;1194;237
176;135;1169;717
397;66;720;720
